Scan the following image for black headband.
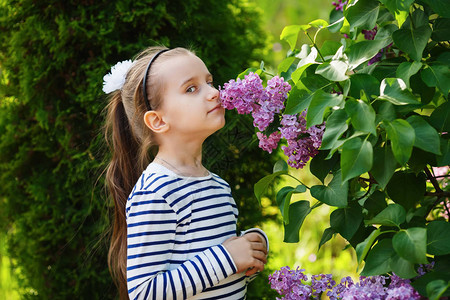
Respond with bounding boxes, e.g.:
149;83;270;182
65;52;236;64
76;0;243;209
142;49;170;111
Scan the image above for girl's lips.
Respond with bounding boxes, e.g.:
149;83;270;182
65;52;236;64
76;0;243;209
208;104;223;113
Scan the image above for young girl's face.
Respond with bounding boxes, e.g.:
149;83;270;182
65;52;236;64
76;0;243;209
156;53;225;139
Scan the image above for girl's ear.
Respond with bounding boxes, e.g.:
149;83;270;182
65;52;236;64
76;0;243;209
143;111;168;133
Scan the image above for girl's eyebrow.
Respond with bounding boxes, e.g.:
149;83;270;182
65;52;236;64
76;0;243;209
180;73;213;87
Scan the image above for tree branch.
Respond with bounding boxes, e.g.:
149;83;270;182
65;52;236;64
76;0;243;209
424;167;443;193
424;191;450;197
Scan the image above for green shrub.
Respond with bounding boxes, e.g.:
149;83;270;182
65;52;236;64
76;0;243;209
0;1;274;298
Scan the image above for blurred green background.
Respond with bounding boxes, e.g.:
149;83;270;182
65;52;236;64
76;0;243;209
0;0;357;299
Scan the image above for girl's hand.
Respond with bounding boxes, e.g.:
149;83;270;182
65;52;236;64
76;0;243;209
222;235;267;276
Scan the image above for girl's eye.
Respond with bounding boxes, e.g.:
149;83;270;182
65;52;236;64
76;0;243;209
186;86;197;93
207;82;214;87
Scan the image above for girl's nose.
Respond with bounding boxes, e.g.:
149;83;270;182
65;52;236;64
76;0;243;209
207;85;220;101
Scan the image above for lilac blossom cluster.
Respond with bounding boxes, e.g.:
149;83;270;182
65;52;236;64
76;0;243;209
332;0;348;11
279;113;325;169
220;72;325;168
268;266;430;300
220;72;289;130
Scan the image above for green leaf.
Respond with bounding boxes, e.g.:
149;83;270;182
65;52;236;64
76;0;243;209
386;171;426;211
361;238;396;276
276;185;307;224
345;0;380;30
310;169;348;207
320;40;342;58
301;74;330;91
383;119;415;165
291;63;312;84
309;150;339;183
437;137;450;167
309;19;329;28
411;255;450;296
371;145;397;189
278;56;296;74
379;78;421;106
396;61;422;88
406;115;441;155
393;227;428;264
254;161;288;202
321;109;349;150
364;190;388;215
349;73;380;99
379;0;414;27
429;101;450;133
273;159;289;172
318;227;335;250
341;137;373;183
306;90;343;128
346;39;388;70
283;200;311;243
280;25;306;51
284;87;313;115
375;101;396;123
426;280;449;300
427;221;450;255
392;25;432;61
432;18;450;41
390;254;418;278
421;0;450;18
410;71;436;105
374;23;397;41
365;204;406;227
401;7;429;29
421;63;450;96
345;98;377;135
328;9;344;33
355;227;382;265
330;206;363;240
316;60;349;81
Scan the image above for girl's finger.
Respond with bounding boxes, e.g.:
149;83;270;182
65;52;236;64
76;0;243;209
251;242;267;254
252;250;267;264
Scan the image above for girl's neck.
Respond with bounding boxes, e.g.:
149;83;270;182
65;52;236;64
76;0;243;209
155;143;208;177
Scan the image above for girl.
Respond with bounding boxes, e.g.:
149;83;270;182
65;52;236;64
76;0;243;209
104;46;269;299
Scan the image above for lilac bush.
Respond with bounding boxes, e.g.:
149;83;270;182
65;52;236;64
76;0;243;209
269;267;425;300
220;72;325;168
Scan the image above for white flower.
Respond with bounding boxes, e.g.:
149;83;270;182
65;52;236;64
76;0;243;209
102;60;134;93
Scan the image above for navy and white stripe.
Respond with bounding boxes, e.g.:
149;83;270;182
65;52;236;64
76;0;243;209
126;163;251;299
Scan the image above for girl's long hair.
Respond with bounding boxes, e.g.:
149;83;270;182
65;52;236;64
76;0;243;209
103;46;192;298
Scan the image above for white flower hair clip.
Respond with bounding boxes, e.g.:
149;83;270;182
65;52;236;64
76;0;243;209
102;60;134;93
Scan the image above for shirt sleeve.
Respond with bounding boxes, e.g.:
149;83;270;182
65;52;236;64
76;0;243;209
240;228;270;252
126;192;237;300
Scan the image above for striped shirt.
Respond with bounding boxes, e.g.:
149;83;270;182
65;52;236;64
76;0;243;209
126;162;259;299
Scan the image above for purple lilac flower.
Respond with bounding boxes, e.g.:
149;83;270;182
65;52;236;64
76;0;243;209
332;0;348;11
362;26;378;40
268;266;310;299
219;73;264;114
417;262;435;277
220;73;325;169
256;131;281;154
311;274;335;297
389;274;411;288
270;267;425;300
220;72;290;131
328;276;354;300
279;112;325;168
386;284;421;300
339;276;387;300
265;76;291;111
